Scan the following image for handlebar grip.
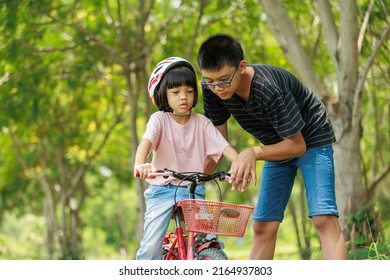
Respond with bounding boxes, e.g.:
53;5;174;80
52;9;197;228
136;170;172;179
147;171;173;177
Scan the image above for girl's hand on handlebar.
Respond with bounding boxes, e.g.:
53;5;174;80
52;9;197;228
134;163;156;179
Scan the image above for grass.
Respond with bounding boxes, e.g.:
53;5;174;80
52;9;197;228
367;242;389;260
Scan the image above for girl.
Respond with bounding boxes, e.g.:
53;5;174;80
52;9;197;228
134;57;238;260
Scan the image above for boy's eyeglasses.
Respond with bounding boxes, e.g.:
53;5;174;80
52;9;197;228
201;67;238;90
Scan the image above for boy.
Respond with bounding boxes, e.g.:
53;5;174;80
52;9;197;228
197;34;347;259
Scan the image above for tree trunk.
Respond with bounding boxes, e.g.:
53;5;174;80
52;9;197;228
124;65;147;243
116;187;128;258
333;122;364;234
43;193;56;259
259;0;369;240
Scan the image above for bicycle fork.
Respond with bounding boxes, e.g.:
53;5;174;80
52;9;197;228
173;210;188;260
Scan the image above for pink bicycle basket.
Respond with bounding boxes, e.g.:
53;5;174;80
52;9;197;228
177;199;254;237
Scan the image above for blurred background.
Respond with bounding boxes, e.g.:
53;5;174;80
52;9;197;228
0;0;389;260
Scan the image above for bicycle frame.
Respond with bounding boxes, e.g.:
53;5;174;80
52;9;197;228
151;170;229;260
163;197;224;260
163;208;192;260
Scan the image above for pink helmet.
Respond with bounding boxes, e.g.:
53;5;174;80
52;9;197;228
148;57;197;109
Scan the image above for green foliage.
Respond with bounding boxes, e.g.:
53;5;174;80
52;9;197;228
80;175;137;259
348;239;390;260
346;200;390;260
0;213;46;260
0;0;388;259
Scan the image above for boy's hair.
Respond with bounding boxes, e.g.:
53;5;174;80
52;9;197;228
155;66;198;112
197;33;244;70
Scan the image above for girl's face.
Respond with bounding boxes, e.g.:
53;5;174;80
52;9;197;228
166;84;195;114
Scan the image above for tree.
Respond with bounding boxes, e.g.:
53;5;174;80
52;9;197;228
1;0;388;259
0;0;210;258
258;0;389;244
0;0;126;258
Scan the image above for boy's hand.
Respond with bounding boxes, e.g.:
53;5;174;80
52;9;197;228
229;148;257;192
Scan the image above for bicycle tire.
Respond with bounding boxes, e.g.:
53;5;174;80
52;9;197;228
196;247;228;260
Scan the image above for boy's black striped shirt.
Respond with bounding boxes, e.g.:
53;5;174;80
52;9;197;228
203;64;336;149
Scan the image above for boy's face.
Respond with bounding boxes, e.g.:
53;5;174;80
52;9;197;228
200;65;238;100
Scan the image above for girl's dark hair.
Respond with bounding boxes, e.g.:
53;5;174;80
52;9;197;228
155;66;198;112
197;33;244;70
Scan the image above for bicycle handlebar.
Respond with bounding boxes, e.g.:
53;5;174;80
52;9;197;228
150;169;231;182
135;168;231;198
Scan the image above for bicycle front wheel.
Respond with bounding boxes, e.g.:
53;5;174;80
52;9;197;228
197;247;228;260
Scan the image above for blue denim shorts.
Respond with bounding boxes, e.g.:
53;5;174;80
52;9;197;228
253;145;339;222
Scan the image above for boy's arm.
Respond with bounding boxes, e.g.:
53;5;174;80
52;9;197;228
134;139;155;179
230;132;306;191
204;122;230;174
204;157;218;174
252;131;306;161
215;122;228;139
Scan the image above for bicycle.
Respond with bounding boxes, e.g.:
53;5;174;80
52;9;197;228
140;168;254;260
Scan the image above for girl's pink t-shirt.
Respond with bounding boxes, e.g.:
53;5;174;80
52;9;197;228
141;112;230;186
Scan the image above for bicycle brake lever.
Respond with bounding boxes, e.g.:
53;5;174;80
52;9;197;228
218;172;232;183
